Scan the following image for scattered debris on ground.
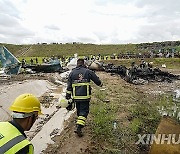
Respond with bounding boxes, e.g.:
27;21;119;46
43;69;180;154
0;58;179;153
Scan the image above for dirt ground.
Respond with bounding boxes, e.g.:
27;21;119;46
1;68;179;154
43;69;180;154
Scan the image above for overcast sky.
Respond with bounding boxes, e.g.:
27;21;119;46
0;0;180;44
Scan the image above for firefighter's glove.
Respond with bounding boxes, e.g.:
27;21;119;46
65;93;71;100
99;82;103;87
66;99;73;111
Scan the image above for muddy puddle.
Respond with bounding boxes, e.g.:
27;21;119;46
157;89;180;121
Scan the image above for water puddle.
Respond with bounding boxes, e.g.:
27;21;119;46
158;89;180;121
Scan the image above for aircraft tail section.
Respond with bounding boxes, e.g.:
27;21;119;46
0;46;21;74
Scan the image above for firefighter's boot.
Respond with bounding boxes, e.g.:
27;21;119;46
74;124;83;137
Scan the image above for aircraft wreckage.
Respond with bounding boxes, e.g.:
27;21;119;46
71;58;180;84
22;59;62;73
0;46;179;84
0;46;63;74
0;46;21;75
102;62;180;84
71;58;179;84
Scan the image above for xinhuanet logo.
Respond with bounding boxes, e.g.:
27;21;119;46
135;134;180;145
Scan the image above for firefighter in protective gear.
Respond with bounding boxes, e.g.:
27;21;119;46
66;58;102;137
0;93;42;154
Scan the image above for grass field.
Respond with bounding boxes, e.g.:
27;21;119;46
0;43;137;57
103;58;180;69
1;42;180;58
89;72;164;153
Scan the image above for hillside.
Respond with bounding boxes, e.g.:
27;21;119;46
1;40;180;57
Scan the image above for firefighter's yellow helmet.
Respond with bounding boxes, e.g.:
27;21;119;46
58;96;69;108
9;93;42;115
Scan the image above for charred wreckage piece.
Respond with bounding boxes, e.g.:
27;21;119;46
102;63;180;85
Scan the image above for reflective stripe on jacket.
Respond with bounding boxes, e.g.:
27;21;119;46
67;66;102;100
72;82;90;99
0;122;33;154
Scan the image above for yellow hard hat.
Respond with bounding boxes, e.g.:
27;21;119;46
9;93;42;115
58;96;69;108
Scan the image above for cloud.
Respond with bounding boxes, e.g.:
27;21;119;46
135;0;180;18
0;0;35;44
128;0;180;43
44;25;60;31
77;36;97;43
0;0;20;18
0;0;180;44
94;0;133;6
0;13;19;27
0;12;34;44
135;21;180;43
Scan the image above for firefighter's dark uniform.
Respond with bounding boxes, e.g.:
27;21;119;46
66;65;102;130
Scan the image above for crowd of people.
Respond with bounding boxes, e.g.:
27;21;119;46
20;48;180;68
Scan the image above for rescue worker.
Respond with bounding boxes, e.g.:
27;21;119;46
139;59;146;69
30;58;33;65
0;93;42;154
66;58;102;137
